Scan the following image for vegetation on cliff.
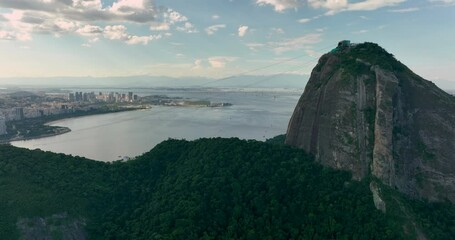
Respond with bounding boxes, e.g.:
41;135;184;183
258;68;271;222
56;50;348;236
1;137;454;239
337;42;406;72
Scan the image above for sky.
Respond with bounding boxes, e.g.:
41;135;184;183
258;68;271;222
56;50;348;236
0;0;454;86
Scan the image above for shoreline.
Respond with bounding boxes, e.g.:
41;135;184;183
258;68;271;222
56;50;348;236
2;102;232;145
6;127;71;143
1;107;145;144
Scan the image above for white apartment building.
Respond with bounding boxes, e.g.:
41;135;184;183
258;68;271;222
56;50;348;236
0;116;7;135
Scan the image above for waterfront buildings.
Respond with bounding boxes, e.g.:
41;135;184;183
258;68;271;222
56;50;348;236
0;116;7;135
68;91;139;103
15;107;24;121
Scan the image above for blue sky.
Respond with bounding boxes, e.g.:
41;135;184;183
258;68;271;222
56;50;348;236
0;0;454;85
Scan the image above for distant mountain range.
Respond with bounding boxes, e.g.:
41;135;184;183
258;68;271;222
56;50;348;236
1;74;453;92
0;74;309;89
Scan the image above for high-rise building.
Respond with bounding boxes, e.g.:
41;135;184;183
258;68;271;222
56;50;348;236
15;107;24;120
68;93;75;102
108;92;115;102
75;92;83;101
0;116;7;135
128;92;133;102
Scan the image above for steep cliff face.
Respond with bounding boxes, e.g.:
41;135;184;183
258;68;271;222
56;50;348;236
285;42;455;202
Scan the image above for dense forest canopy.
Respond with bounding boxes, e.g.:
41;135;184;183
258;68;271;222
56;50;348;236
0;137;453;239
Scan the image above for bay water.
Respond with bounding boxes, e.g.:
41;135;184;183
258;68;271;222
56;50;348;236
11;88;301;161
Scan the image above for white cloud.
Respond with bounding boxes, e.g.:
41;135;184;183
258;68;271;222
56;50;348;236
212;15;220;20
150;22;170;31
208;56;238;68
76;24;103;36
353;29;368;34
89;37;99;43
193;59;203;69
167;9;188;23
107;0;160;23
54;19;77;32
126;34;161;45
256;0;408;14
347;0;406;11
154;9;195;33
429;0;455;5
308;0;348;11
297;18;311;24
246;43;266;51
0;30;17;40
176;22;198;33
109;0;154;19
245;33;322;54
103;24;162;44
388;7;419;12
0;0;196;44
3;10;24;22
270;33;322;54
271;27;285;34
69;24;163;45
15;32;32;41
256;0;301;12
205;24;226;35
73;0;102;10
0;0;159;23
304;48;319;57
111;0;146;10
103;25;128;40
1;10;34;39
238;25;248;37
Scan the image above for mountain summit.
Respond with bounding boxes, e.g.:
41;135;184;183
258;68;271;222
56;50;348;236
285;41;455;203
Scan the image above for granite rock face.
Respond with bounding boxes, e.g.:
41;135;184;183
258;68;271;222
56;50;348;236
285;42;455;202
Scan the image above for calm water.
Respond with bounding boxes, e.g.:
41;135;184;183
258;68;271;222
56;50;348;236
11;89;301;161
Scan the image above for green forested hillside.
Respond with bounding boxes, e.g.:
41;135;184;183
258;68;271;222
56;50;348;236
0;138;453;239
0;147;112;239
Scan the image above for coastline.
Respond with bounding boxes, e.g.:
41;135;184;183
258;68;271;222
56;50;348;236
1;107;145;144
5;127;71;144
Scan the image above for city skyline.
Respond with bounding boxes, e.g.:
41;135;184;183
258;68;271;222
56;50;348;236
0;0;454;87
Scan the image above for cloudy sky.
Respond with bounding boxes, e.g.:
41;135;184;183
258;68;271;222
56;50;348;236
0;0;454;84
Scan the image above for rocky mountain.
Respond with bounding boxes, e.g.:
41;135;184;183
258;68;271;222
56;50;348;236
285;41;455;203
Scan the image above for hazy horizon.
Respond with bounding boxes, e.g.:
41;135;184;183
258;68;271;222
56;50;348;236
1;74;454;92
